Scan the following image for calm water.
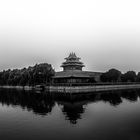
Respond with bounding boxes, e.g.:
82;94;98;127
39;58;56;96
0;88;140;140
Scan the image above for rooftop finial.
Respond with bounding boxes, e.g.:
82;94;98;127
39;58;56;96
69;52;77;58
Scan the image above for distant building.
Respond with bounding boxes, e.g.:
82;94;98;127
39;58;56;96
52;53;102;84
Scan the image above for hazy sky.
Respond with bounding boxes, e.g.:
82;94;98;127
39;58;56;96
0;0;140;72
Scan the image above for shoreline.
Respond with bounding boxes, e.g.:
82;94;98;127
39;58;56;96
0;86;34;90
1;84;140;93
47;84;140;93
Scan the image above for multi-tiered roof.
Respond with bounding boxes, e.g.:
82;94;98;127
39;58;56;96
53;52;102;82
61;52;85;71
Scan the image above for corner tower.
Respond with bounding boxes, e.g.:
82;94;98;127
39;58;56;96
61;52;85;71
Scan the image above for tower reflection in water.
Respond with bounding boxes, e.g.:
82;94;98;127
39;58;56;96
0;88;140;124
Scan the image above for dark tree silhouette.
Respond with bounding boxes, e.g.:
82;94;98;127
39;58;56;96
0;63;55;86
136;72;140;82
121;71;136;82
100;68;121;82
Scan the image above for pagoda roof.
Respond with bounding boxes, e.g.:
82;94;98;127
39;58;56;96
62;52;85;68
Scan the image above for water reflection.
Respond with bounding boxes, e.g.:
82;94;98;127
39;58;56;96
59;101;85;124
0;89;55;115
0;88;140;124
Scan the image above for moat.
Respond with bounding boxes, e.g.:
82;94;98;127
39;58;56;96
0;88;140;140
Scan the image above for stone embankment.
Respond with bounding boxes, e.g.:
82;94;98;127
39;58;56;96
0;86;33;90
1;84;140;93
47;84;140;93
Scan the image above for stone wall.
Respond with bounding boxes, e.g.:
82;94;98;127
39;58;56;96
47;84;140;93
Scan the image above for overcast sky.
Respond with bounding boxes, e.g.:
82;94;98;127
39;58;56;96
0;0;140;73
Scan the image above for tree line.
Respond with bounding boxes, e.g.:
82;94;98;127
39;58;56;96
0;63;55;86
1;64;140;86
100;68;140;83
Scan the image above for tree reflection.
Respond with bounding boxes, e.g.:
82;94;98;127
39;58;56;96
121;89;138;102
0;89;55;115
100;92;122;106
0;88;140;124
